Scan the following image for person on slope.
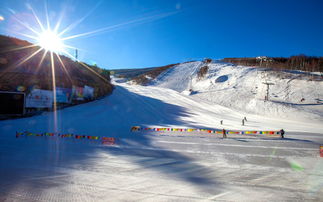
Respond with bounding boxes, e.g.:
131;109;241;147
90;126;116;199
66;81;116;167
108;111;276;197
280;129;285;139
222;129;227;138
242;119;245;126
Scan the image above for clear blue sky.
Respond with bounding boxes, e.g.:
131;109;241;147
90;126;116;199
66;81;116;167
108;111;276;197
0;0;322;69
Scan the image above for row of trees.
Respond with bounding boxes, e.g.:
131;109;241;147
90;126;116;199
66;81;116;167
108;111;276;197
223;55;323;73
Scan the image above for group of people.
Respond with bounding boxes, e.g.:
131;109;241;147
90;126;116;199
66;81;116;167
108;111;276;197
220;117;285;138
220;117;248;126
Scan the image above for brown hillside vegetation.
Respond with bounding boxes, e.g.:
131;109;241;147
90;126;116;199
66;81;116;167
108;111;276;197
223;55;323;73
131;63;178;85
197;66;209;80
0;35;113;97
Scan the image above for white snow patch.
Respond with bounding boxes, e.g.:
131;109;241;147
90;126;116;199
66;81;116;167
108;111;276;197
149;61;323;126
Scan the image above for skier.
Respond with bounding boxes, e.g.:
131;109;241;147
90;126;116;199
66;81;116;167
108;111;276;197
244;117;247;121
220;120;223;125
222;128;227;138
242;119;245;126
280;129;285;139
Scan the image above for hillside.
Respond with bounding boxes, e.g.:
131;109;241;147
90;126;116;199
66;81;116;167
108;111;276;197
129;63;179;85
112;67;157;79
112;63;178;85
0;35;113;97
139;60;323;126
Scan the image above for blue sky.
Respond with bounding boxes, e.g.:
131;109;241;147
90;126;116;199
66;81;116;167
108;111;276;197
0;0;322;69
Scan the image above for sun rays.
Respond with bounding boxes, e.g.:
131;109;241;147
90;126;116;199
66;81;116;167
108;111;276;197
5;3;179;77
2;2;179;131
37;30;64;53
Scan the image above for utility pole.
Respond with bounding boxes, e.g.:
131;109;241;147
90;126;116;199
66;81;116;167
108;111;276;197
262;82;274;101
75;49;78;61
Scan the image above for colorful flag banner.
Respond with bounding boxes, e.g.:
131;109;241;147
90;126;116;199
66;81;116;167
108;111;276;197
102;137;116;145
130;126;280;137
16;131;116;145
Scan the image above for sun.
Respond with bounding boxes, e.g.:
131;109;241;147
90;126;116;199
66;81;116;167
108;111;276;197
6;3;177;132
37;30;65;53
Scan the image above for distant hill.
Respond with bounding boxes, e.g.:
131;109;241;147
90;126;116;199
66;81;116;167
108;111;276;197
112;63;179;85
112;67;158;79
0;35;113;97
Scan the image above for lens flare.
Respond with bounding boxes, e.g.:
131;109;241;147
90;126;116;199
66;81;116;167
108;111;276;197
37;30;64;53
16;85;26;92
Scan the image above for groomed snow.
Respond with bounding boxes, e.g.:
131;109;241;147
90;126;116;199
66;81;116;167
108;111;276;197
0;79;322;201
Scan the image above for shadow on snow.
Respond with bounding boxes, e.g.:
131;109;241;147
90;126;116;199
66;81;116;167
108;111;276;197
0;85;220;199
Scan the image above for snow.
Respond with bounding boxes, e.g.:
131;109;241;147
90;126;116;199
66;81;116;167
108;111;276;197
150;61;323;128
0;73;322;201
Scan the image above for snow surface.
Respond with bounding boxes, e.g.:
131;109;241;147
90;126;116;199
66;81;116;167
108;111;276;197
150;61;323;127
0;78;322;201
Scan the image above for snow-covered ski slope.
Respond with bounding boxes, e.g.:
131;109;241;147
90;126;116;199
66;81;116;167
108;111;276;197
0;78;322;201
0;83;323;201
150;61;323;126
